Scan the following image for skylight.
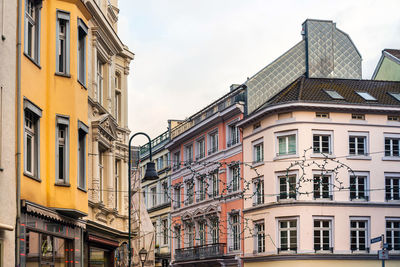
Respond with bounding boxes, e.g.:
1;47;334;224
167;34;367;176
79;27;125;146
388;92;400;102
356;91;377;101
324;90;344;100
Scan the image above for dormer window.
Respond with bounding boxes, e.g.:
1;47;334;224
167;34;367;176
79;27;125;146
324;90;344;100
356;92;377;101
388;92;400;102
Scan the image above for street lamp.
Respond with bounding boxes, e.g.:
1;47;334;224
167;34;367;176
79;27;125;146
128;132;159;267
139;247;148;267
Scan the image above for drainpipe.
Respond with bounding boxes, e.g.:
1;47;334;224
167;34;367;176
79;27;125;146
16;0;22;265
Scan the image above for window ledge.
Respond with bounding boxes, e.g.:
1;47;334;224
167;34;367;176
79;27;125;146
273;154;298;161
350;119;367;124
23;53;41;69
55;182;71;187
55;72;71;78
311;153;335;159
78;79;87;90
23;172;41;182
78;186;87;193
382;156;400;161
346;155;372;160
251;161;264;168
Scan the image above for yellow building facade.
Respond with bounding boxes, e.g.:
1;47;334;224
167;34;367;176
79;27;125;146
19;0;91;265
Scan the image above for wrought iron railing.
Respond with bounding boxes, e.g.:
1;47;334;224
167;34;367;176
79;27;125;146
174;243;226;262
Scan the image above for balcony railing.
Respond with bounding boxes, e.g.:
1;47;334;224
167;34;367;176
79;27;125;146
175;243;226;262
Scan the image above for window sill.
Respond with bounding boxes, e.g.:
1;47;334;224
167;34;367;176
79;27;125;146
55;182;71;187
78;186;87;192
273;154;298;161
382;156;400;161
55;72;71;78
350;119;367;124
24;53;41;69
311;153;335;159
251;161;264;168
23;172;41;182
347;155;371;160
78;79;87;90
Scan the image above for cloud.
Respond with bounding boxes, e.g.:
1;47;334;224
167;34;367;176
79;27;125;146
118;0;400;145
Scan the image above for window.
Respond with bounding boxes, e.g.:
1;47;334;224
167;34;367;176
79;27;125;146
77;19;88;84
388;116;400;122
56;116;69;184
227;123;239;147
211;218;219;244
350;219;368;252
350;173;368;201
255;222;265;253
253;122;261;130
174;226;181;249
388;92;400;102
229;214;240;251
386;220;400;251
56;11;70;75
150;187;157;207
385;135;400;157
278;174;296;200
173;186;181;209
324;90;344;100
277;132;296;156
173;151;180;170
99;150;104;202
114;160;121;209
229;164;240;192
162;181;169;204
316;112;329;118
253;178;264;205
197;177;206;202
356;91;377;101
253;141;264;164
184;144;193;164
195;138;205;160
186;180;194;205
385;174;400;201
156;157;163;170
314;219;332;251
279;219;297;252
208;131;218;155
24;100;42;179
162;219;168;245
351;114;365;120
78;121;88;190
349;133;368;156
211;171;219;197
114;91;121;124
97;58;104;104
198;221;206;246
313;174;332;199
186;223;194;247
24;0;41;63
313;132;332;154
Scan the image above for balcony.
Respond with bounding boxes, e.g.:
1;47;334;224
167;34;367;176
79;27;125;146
175;243;226;262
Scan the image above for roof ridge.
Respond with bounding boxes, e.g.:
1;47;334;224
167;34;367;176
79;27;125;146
307;77;400;83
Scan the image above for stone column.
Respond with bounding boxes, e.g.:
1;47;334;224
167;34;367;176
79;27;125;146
121;157;128;216
106;149;114;209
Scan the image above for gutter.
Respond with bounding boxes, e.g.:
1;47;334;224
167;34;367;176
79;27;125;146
16;0;22;264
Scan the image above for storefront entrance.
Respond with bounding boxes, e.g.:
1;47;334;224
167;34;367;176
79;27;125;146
89;247;113;267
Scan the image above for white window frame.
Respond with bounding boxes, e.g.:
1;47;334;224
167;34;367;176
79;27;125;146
228;163;240;192
313;216;333;252
77;121;88;190
275;130;298;159
184;143;193;164
207;129;218;155
23;99;42;180
254;220;265;253
313;172;333;200
312;130;333;155
211;170;219;197
195;137;205;160
386;217;400;251
185;179;194;205
252;138;264;164
161;218;169;246
150;186;157;208
228;212;240;251
277;217;298;253
277;171;297;201
77;18;88;85
174;226;181;249
350;217;370;252
348;132;369;157
385;173;400;201
173;185;181;209
349;172;369;201
384;133;400;159
196;177;206;202
197;220;206;246
55;115;70;185
24;0;42;64
210;217;219;244
173;150;180;170
253;177;264;206
226;119;240;148
55;10;70;75
97;57;105;105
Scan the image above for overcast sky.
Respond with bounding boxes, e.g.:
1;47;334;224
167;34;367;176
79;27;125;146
118;0;400;145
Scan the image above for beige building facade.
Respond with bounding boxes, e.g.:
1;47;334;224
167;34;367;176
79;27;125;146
0;0;16;265
238;77;400;266
84;0;134;264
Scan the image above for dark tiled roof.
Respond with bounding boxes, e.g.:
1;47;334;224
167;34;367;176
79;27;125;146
384;49;400;60
261;76;400;108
